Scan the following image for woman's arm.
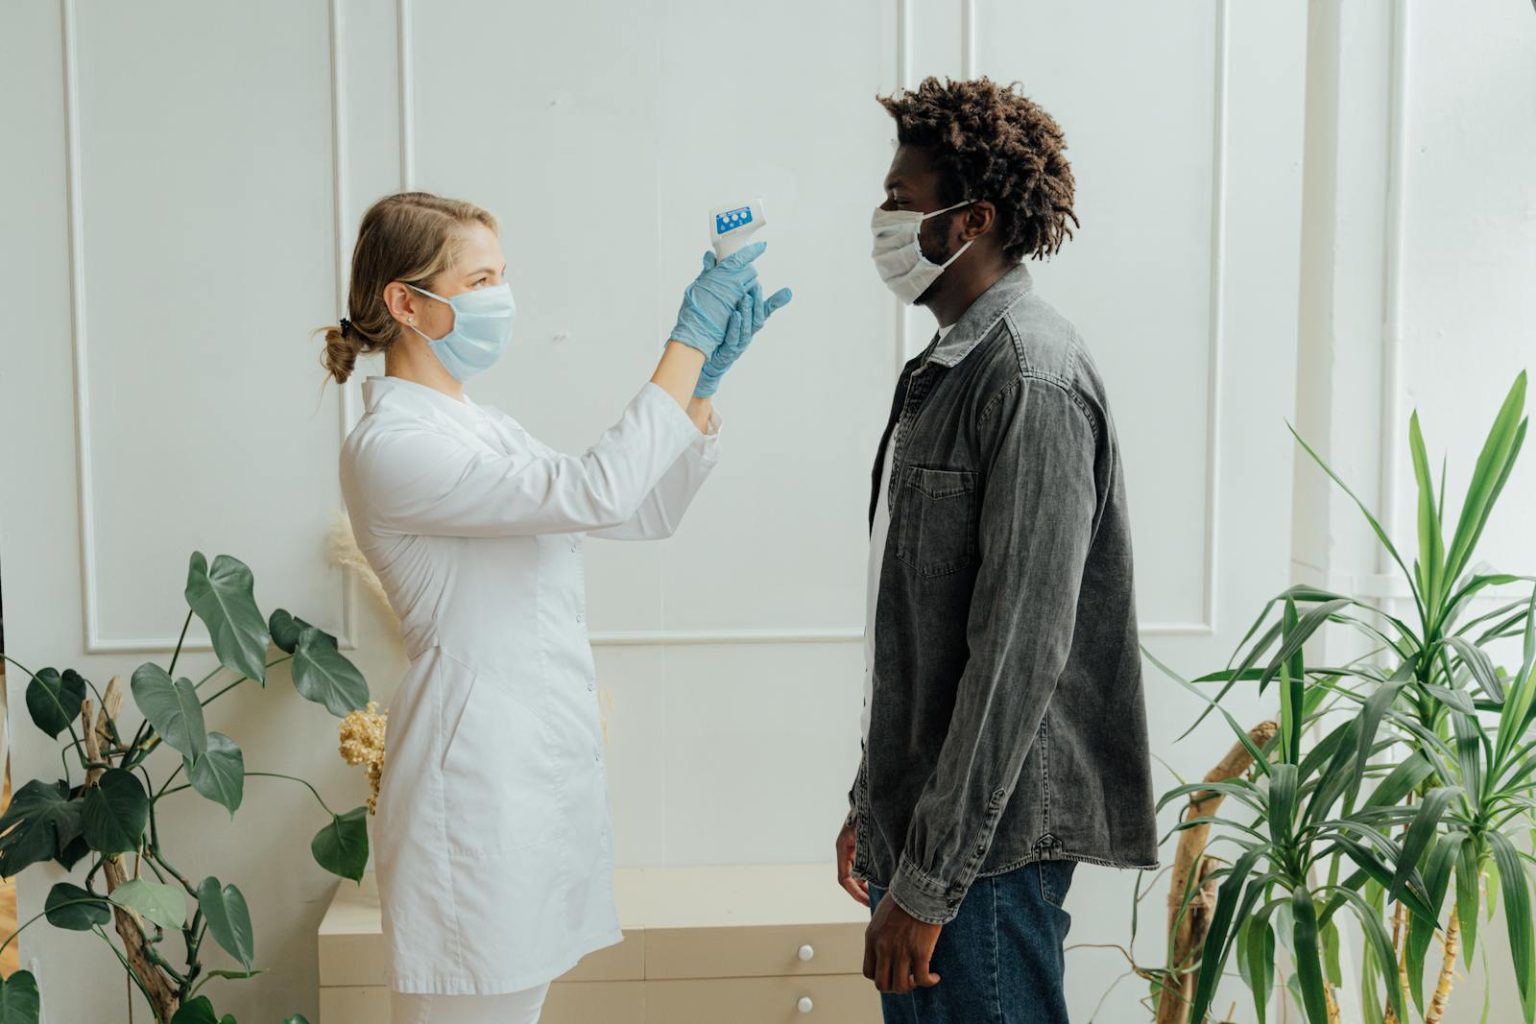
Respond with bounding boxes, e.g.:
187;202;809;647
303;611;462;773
586;403;721;541
648;342;715;433
685;396;715;433
341;248;777;539
342;382;703;538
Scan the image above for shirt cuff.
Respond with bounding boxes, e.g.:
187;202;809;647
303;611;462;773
886;853;966;926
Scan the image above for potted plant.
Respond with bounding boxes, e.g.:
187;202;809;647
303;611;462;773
0;551;376;1024
1117;373;1535;1022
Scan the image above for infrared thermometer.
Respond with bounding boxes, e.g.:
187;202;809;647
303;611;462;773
710;198;767;261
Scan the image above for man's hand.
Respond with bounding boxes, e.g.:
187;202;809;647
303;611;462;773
836;821;869;906
863;893;942;994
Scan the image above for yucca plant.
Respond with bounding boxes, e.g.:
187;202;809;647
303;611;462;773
1127;372;1536;1023
0;551;373;1024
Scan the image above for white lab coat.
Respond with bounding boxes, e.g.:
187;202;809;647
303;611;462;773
338;373;719;995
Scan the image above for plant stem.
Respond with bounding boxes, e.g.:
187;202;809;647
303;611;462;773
1424;914;1461;1023
0;654;35;678
154;761;185;801
245;771;338;816
200;675;249;707
167;609;193;679
91;924;161;1018
0;904;91;958
130;924;189;986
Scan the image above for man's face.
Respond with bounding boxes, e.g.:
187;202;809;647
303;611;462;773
880;143;968;283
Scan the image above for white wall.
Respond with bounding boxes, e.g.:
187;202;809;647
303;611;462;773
0;1;1309;1021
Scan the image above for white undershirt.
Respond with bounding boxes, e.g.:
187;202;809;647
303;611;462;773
861;322;955;745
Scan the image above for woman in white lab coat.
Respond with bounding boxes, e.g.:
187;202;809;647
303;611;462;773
323;191;789;1024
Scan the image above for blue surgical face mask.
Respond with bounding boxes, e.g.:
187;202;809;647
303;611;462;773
406;281;517;381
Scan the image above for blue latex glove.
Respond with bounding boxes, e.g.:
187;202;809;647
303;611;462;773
694;274;793;398
668;241;767;359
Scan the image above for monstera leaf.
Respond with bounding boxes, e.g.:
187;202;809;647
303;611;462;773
80;769;148;855
291;626;368;717
130;663;207;763
0;780;82;875
197;876;255;970
54;833;92;872
168;995;235;1024
186;731;244;816
0;970;40;1024
185;552;270;683
44;882;111;931
25;668;86;739
269;609;339;655
110;878;187;931
312;806;369;882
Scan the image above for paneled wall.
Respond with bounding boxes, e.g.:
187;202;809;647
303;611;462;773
0;1;1307;1019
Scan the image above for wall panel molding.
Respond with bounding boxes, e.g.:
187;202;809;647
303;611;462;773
396;0;416;191
68;0;358;653
883;0;1231;636
1378;0;1409;589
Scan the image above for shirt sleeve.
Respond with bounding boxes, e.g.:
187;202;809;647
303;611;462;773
341;381;704;537
844;746;864;830
587;406;722;541
886;376;1099;926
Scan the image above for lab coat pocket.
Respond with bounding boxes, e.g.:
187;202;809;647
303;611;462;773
435;649;559;856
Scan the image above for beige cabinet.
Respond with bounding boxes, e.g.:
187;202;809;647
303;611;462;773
318;864;882;1023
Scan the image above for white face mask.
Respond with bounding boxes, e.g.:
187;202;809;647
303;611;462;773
870;199;975;304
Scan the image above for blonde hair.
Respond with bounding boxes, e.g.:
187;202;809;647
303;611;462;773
318;191;500;384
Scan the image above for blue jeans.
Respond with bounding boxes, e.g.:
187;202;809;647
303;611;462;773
867;858;1076;1024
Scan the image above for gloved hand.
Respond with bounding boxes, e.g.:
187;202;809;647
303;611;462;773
694;274;793;398
668;241;767;359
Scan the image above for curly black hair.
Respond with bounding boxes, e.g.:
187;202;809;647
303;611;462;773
878;76;1079;261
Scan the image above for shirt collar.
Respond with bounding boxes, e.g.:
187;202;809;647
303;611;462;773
923;262;1034;368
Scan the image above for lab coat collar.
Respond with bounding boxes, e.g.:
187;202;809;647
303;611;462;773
361;374;482;428
359;374;521;460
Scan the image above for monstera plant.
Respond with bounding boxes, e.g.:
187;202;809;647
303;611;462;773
0;551;372;1024
1116;372;1536;1023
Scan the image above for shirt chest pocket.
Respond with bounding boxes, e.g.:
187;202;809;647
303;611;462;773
894;466;979;578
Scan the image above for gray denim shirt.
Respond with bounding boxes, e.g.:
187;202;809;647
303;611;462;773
848;263;1159;926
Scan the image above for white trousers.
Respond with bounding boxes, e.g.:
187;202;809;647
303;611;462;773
389;983;552;1024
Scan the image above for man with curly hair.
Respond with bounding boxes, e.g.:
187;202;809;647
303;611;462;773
836;76;1159;1023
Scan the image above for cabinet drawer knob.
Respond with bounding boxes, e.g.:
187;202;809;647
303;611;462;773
797;996;814;1014
797;943;815;962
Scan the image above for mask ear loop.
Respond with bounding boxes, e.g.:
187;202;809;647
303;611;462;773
403;282;454;342
922;199;978;268
938;237;976;269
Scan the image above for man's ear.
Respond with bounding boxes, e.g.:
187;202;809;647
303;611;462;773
962;200;997;242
